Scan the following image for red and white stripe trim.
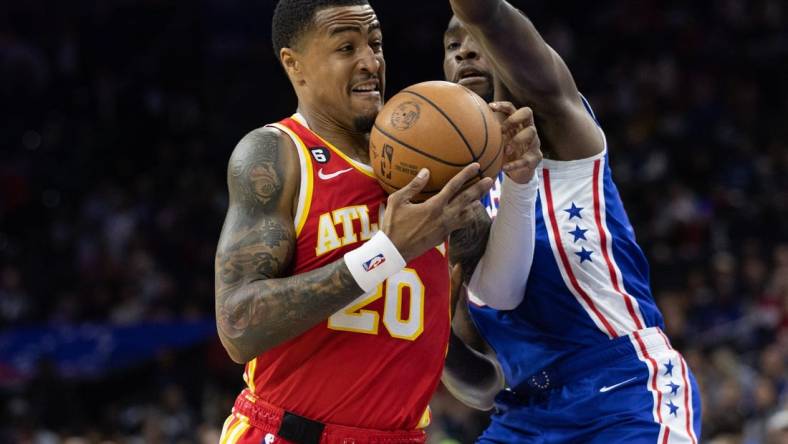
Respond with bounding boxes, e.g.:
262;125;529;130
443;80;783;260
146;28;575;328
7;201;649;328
592;160;645;330
629;328;697;444
657;329;698;444
539;155;645;338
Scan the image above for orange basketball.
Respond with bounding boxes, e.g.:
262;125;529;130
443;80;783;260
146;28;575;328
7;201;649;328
369;81;503;201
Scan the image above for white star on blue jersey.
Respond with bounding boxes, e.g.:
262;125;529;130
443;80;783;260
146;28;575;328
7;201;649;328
666;381;680;396
564;202;584;219
664;360;674;377
576;247;593;263
569;225;588;242
667;400;679;417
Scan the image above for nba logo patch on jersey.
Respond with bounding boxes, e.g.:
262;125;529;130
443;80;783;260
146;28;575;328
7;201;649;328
362;253;386;272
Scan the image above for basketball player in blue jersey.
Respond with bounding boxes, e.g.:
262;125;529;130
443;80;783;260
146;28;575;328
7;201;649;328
440;1;703;443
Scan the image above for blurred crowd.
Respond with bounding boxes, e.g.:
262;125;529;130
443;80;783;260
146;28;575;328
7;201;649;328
1;0;786;443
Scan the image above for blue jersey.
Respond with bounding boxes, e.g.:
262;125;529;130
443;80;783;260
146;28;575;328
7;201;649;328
471;99;701;444
471;101;665;391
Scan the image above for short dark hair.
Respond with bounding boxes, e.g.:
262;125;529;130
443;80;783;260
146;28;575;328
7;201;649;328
272;0;369;56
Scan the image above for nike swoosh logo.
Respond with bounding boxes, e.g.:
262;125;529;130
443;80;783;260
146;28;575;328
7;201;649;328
318;167;354;180
599;377;637;393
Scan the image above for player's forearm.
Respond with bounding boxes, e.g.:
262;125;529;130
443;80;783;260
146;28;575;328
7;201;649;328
449;0;503;25
216;258;363;364
442;330;504;411
452;0;567;100
451;0;551;66
449;204;492;284
467;175;537;310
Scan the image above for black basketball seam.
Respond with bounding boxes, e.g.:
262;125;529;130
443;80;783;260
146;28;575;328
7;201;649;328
372;124;469;167
400;90;478;163
479;136;504;175
464;88;490;165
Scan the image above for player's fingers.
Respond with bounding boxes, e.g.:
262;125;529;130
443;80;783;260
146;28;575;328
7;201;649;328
510;125;538;150
390;168;430;205
529;126;542;152
447;200;488;232
503;125;537;161
500;109;534;146
505;137;543;173
432;163;481;204
501;107;534;135
488;101;516;117
448;176;494;209
504;142;522;160
503;157;537;173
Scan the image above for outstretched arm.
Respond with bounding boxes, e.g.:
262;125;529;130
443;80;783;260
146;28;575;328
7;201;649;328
466;103;540;310
443;104;541;408
450;103;540;310
448;0;603;160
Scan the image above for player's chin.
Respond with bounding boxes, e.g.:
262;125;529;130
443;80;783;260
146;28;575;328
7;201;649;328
458;77;493;102
352;115;376;133
351;101;382;132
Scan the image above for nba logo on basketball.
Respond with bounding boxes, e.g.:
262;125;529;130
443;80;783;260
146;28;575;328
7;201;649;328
362;254;386;272
380;143;394;179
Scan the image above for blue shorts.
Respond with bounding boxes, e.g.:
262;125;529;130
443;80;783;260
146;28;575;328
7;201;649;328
478;328;702;444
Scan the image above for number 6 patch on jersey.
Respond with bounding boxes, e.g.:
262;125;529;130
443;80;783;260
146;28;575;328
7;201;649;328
309;147;331;164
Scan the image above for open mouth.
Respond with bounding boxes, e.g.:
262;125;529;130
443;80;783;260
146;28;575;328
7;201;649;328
351;80;381;97
456;66;488;85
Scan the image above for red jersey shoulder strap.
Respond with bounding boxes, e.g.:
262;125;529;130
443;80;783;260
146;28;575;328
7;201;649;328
281;114;377;179
266;117;314;237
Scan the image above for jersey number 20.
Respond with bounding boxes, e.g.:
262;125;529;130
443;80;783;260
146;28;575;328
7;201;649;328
327;268;424;340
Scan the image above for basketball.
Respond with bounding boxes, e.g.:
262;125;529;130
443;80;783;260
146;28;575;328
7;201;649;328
369;81;503;201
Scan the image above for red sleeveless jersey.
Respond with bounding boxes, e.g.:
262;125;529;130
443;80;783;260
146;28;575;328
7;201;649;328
239;115;450;431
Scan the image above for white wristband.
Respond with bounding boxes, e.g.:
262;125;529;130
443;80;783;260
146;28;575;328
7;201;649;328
344;231;407;292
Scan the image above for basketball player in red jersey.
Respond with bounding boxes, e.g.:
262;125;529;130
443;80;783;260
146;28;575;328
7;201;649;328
213;1;540;443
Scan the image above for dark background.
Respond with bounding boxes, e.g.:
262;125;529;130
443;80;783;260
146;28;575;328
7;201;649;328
1;0;786;443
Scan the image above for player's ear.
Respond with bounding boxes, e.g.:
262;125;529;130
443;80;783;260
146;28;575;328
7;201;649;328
280;48;305;86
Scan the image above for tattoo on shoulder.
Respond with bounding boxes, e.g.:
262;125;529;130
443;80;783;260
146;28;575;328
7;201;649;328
229;129;284;213
214;128;369;359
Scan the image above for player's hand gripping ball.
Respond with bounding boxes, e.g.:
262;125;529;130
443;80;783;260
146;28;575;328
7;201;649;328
370;81;503;201
490;101;543;184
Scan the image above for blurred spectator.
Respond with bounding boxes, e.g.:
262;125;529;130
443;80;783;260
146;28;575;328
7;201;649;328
765;408;788;444
1;0;786;442
0;266;30;325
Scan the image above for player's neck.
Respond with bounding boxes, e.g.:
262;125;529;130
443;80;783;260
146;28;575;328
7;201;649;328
297;107;370;163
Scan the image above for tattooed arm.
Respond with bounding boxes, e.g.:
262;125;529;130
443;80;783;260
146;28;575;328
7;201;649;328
215;128;495;364
448;204;492;285
215;128;365;364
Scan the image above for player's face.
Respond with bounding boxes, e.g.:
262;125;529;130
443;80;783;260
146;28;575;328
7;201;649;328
443;16;494;103
298;5;385;132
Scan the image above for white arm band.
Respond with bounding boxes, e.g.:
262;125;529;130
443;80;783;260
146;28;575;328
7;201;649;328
344;231;407;293
467;173;538;310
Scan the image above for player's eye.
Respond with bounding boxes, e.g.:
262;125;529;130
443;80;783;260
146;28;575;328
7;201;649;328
370;40;383;52
339;44;353;53
446;42;460;51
